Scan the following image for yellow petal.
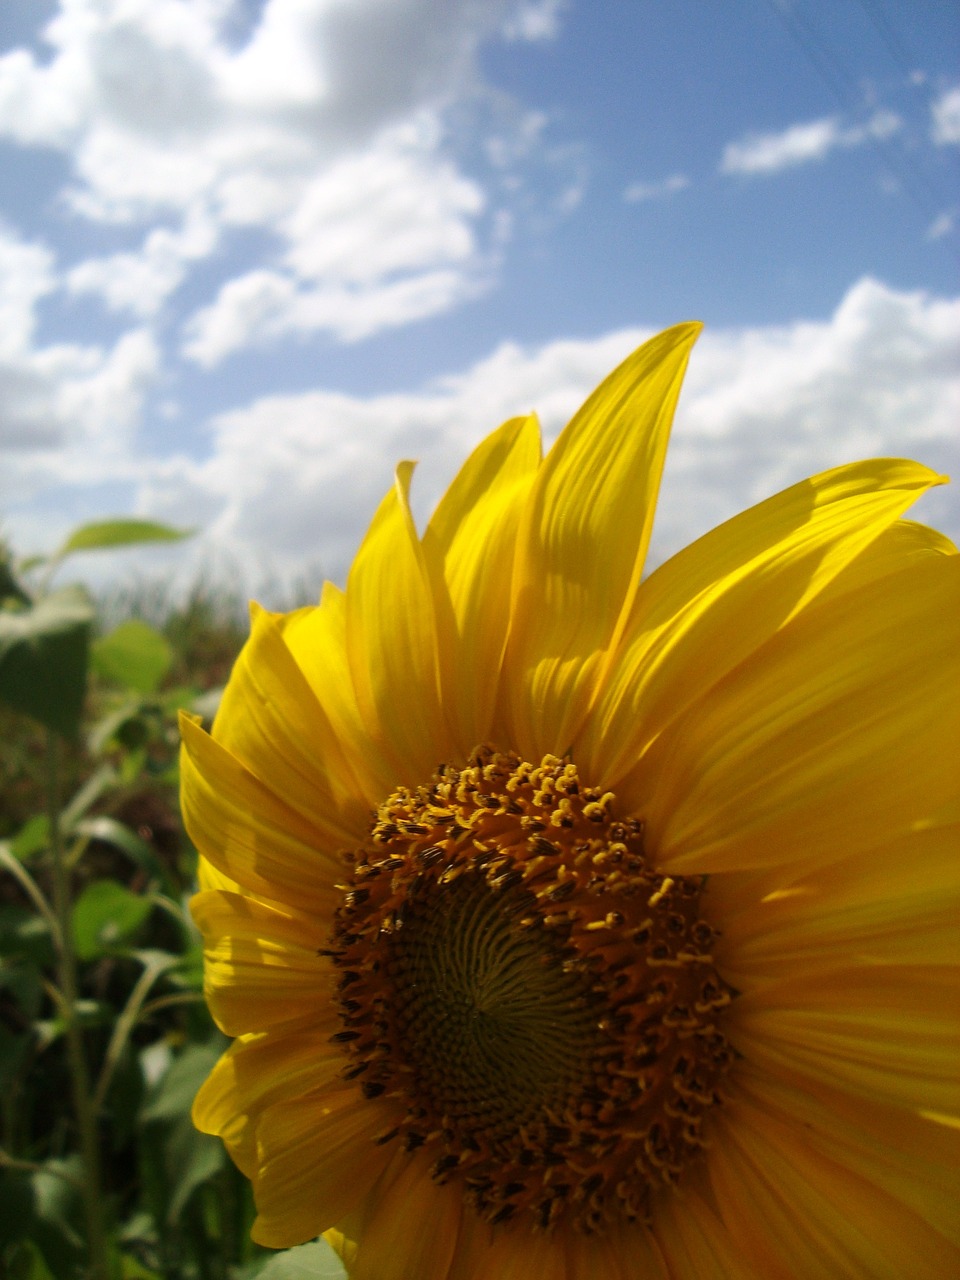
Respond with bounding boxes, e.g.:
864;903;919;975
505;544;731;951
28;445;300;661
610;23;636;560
580;459;945;788
190;889;336;1036
213;602;369;842
813;516;957;608
468;1221;571;1280
566;1220;662;1280
196;855;243;894
729;963;960;1115
180;715;342;914
348;1149;462;1280
193;1027;345;1175
505;323;701;759
632;553;960;873
730;1060;960;1246
709;820;960;988
708;1094;958;1277
652;1183;751;1280
251;1086;397;1248
279;582;395;807
423;414;541;753
346;462;454;782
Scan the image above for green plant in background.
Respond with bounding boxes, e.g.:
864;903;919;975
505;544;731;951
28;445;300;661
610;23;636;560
0;520;323;1279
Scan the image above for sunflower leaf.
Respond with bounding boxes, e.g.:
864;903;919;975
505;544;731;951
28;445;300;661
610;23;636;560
57;519;193;555
0;586;92;737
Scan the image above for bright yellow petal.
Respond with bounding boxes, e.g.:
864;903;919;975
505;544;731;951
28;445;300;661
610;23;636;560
196;855;243;894
708;1094;958;1277
579;459;944;788
190;889;336;1036
631;554;960;874
348;1149;462;1280
505;323;701;759
193;1027;345;1175
251;1085;398;1248
180;715;342;914
709;820;960;988
729;963;960;1115
346;462;455;782
212;602;369;841
730;1060;960;1246
279;582;395;807
423;414;541;753
813;515;957;607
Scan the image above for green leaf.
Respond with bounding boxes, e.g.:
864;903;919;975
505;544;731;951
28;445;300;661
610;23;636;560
59;519;193;555
10;815;49;862
29;1157;85;1278
119;1253;163;1280
0;905;55;968
91;619;173;694
257;1241;348;1279
140;1040;224;1125
71;879;153;960
0;556;31;607
74;815;176;894
167;1124;224;1221
1;1239;54;1280
0;587;92;737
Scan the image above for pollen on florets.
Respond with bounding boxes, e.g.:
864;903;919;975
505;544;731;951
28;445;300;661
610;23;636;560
325;747;734;1234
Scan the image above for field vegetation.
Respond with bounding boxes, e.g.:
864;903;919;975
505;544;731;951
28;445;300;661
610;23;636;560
0;522;342;1280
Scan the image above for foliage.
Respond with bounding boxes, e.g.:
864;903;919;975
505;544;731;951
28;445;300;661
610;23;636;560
0;525;346;1279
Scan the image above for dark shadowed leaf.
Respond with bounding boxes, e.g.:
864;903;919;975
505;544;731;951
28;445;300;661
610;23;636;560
140;1039;225;1125
75;815;176;893
0;587;92;737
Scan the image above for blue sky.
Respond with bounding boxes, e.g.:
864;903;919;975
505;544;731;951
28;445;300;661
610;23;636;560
1;0;958;592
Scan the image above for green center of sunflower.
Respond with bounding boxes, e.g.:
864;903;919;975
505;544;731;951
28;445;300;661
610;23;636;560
328;747;734;1234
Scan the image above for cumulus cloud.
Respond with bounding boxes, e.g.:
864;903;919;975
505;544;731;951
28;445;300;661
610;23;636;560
720;109;901;176
182;118;490;360
134;276;960;587
623;174;689;203
0;223;159;503
931;85;960;145
66;210;219;317
0;0;563;356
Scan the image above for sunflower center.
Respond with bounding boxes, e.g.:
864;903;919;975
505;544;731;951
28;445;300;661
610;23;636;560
328;747;734;1234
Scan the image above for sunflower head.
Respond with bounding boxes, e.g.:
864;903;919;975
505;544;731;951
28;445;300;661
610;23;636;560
182;324;960;1278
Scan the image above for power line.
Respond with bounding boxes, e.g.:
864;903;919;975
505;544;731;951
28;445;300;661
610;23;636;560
762;0;952;229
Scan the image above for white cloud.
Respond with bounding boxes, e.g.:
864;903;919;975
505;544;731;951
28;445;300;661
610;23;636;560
66;209;218;317
931;85;960;145
624;174;689;203
0;223;159;500
136;276;960;587
502;0;567;42
720;109;901;176
182;262;487;364
0;0;566;358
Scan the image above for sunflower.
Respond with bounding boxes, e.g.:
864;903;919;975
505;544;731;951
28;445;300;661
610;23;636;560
182;323;960;1279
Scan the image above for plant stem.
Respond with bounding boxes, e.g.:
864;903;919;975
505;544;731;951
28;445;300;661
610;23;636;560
47;731;112;1280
